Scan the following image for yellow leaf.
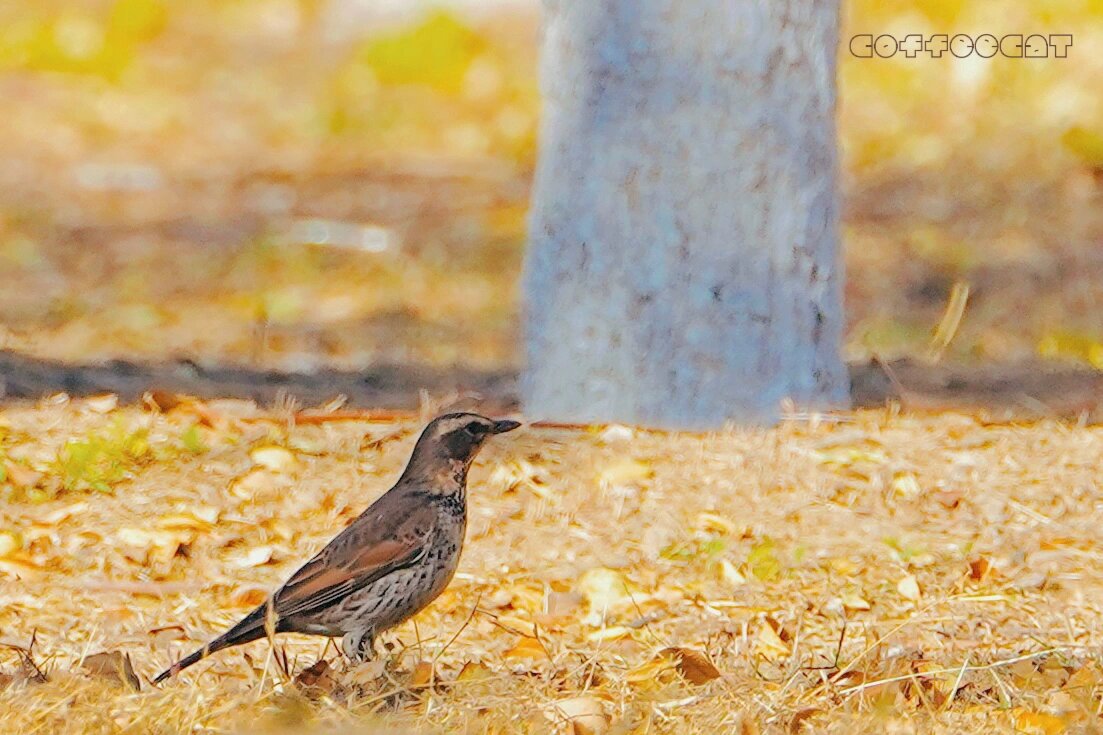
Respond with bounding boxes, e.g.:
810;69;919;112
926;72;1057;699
598;459;653;488
578;567;634;617
84;393;119;413
544;696;609;735
0;530;22;558
503;636;547;660
232;545;275;568
696;512;737;535
229;467;276;499
1012;708;1069;735
891;473;922;499
156;510;218;532
586;626;634;642
842;593;872;612
250;446;298;473
754;618;791;661
897;574;921;601
0;556;41;579
625;657;675;684
456;661;493;682
718;558;747;586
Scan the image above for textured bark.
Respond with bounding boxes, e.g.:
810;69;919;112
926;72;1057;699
523;0;848;427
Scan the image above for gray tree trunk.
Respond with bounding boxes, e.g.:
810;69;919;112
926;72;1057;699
523;0;848;428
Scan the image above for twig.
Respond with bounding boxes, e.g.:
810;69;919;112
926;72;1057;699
838;648;1062;697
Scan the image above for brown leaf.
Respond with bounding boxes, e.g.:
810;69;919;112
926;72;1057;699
294;659;339;695
789;708;824;733
82;651;140;690
407;660;434;689
659;647;721;685
143;390;183;413
967;556;996;582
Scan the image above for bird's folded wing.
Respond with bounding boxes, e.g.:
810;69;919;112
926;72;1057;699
274;506;435;620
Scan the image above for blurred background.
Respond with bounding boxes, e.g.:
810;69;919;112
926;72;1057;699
0;0;1101;410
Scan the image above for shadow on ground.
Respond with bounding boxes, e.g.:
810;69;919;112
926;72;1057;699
2;350;1100;421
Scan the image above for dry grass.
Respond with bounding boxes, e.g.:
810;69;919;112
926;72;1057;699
2;396;1103;733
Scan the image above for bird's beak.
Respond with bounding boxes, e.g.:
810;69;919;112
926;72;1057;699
492;419;522;434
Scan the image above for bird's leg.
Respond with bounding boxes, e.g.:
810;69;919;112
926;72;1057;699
341;628;376;664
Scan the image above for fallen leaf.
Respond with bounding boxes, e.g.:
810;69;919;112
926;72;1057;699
1011;708;1068;735
586;626;634;642
232;545;274;568
891;473;922;499
250;446;298;473
229;468;277;499
718;558;747;586
967;557;995;582
2;460;42;490
157;509;218;532
842;593;872;612
625;657;675;685
598;425;634;443
0;556;40;579
578;567;633;619
0;531;22;558
84;394;119;414
660;647;721;685
754;618;791;661
598;459;653;488
544;696;609;735
294;659;339;695
935;490;963;509
789;708;824;732
456;661;493;682
82;651;140;690
232;587;270;607
696;512;737;535
407;660;435;689
503;636;547;660
897;574;921;601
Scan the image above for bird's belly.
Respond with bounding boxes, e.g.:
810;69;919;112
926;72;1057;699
338;541;462;634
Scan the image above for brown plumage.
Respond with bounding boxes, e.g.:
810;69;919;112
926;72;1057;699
154;412;520;683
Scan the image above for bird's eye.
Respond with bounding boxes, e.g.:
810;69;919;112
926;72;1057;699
464;421;486;436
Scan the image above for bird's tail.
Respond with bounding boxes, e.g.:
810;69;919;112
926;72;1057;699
153;603;272;683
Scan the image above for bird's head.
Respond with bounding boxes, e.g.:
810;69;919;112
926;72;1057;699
402;412;521;487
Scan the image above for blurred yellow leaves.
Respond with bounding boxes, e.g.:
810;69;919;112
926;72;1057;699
1037;332;1103;370
0;0;167;79
361;11;484;94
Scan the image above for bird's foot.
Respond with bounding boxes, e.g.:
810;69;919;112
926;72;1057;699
341;629;377;664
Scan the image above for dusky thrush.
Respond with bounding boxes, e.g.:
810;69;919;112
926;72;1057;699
154;412;520;683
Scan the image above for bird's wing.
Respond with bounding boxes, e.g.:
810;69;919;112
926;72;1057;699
273;496;437;620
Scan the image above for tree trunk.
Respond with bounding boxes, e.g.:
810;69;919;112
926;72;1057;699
523;0;848;428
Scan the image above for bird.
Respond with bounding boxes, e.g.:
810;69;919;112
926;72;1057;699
153;412;521;683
